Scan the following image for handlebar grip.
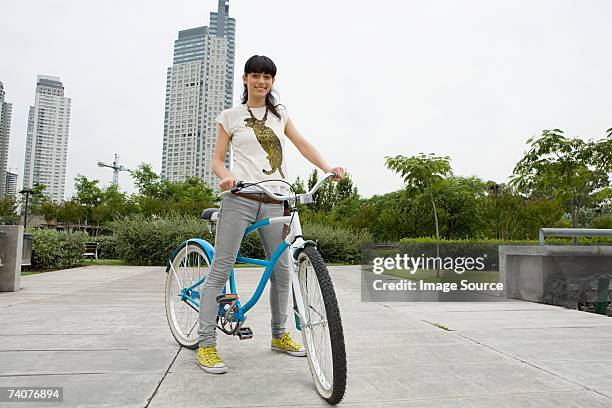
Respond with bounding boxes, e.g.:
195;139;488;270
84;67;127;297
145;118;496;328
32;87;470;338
230;180;244;193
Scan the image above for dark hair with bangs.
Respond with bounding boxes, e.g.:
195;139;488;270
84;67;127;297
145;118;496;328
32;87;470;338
241;55;283;119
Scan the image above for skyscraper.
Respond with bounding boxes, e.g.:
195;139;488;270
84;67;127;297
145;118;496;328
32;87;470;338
5;170;17;197
0;81;12;198
23;75;72;202
209;0;236;110
161;0;236;191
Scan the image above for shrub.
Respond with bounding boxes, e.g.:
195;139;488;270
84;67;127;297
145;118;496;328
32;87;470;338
110;214;213;266
590;214;612;229
96;234;121;259
303;222;373;264
239;232;265;259
399;237;539;245
25;229;87;271
398;236;612;246
110;214;371;266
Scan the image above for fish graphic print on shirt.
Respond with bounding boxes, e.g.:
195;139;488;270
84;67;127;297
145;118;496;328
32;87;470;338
244;116;285;178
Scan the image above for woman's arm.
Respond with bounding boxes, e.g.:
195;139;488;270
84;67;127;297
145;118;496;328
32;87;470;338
285;118;345;180
212;124;236;191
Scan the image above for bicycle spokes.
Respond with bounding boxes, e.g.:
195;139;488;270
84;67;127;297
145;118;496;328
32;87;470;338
165;243;211;349
297;246;346;404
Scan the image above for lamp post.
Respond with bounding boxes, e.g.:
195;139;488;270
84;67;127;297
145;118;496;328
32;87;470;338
18;189;33;229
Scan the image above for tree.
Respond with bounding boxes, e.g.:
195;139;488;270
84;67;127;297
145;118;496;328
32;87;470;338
510;129;612;228
92;184;134;228
130;163;216;217
482;182;524;240
436;176;486;239
292;176;306;194
74;175;103;225
335;175;357;202
385;153;452;240
57;198;86;230
132;163;161;197
331;174;360;227
0;195;19;224
306;169;336;213
27;182;57;227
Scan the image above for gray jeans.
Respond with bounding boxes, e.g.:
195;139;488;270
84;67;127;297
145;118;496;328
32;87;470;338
197;193;291;347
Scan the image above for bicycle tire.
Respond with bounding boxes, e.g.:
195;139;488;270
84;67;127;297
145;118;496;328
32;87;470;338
297;245;347;405
165;241;211;350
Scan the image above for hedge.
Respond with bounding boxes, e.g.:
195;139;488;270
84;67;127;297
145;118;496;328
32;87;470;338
302;222;372;264
110;214;372;266
399;236;612;245
96;234;121;259
109;214;213;266
24;229;87;271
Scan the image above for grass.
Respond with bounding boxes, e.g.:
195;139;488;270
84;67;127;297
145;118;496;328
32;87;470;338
22;259;127;275
22;259;352;275
22;264;86;275
83;259;128;266
432;322;449;331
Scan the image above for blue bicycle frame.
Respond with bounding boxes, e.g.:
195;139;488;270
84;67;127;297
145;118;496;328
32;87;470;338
170;216;292;325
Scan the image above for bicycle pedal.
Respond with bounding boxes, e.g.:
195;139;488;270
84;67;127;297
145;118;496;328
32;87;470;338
237;326;253;340
216;293;239;304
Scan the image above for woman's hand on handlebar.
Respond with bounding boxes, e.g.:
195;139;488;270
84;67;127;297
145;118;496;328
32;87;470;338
328;166;345;182
220;175;237;191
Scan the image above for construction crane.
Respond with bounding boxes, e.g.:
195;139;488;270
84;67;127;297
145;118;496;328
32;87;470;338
97;153;132;186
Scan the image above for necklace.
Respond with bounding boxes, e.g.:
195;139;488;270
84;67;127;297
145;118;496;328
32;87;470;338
246;104;268;123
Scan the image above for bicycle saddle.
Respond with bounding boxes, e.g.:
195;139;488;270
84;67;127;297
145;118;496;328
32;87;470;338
200;208;219;221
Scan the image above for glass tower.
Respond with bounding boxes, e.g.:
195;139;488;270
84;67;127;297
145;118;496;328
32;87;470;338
161;0;236;191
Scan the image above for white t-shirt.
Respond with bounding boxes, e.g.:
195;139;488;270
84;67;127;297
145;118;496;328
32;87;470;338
216;104;290;194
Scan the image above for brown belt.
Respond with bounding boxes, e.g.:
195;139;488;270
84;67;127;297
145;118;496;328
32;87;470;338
232;191;283;205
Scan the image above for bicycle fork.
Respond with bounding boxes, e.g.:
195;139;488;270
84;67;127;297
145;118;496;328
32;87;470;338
290;252;307;332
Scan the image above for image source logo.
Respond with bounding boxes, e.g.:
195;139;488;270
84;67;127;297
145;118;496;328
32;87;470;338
361;244;505;302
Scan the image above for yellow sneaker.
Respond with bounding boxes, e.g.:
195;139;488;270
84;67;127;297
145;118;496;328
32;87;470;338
271;332;306;357
195;345;227;374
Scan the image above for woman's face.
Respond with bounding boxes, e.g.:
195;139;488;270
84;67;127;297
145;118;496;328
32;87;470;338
243;72;274;99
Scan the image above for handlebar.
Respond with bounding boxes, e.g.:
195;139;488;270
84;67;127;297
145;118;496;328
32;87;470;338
218;172;338;203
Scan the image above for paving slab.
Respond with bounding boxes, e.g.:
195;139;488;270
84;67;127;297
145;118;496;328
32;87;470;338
0;374;161;408
1;264;611;407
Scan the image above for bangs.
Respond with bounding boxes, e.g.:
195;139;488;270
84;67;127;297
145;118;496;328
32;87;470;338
244;55;277;77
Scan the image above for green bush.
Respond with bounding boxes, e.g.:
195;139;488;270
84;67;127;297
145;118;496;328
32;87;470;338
96;234;121;259
239;222;373;264
239;232;265;259
25;229;87;271
110;214;371;266
398;236;612;246
399;237;539;245
110;214;213;266
590;214;612;229
303;222;373;264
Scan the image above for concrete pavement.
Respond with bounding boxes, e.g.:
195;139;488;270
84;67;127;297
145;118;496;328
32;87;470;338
1;265;611;407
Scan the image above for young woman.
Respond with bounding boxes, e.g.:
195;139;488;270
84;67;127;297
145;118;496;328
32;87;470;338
196;55;345;374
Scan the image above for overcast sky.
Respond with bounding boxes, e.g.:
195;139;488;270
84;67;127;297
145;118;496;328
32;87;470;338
2;0;611;199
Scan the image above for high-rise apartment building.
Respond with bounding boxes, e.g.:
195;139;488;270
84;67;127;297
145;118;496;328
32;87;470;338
5;170;17;197
23;75;71;202
0;81;12;198
161;0;236;190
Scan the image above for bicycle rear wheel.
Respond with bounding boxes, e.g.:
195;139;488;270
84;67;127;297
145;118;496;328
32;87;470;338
297;246;347;405
165;241;211;349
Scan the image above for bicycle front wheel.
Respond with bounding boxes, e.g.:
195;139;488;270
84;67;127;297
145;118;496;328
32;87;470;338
165;241;211;350
297;246;347;405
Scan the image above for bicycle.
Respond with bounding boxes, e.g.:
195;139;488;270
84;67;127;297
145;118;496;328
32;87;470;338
164;172;347;404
